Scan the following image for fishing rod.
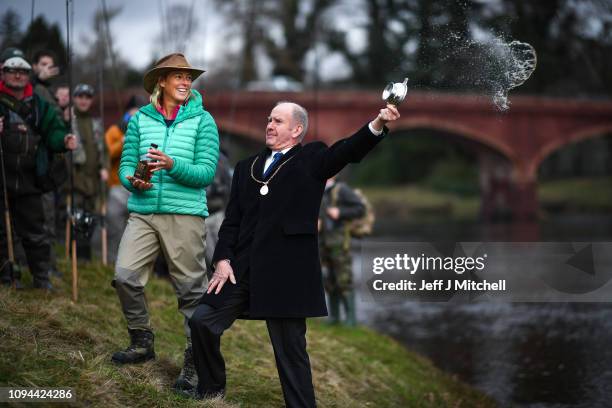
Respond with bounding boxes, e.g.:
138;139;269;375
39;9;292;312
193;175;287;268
66;0;78;302
98;61;108;266
100;0;123;115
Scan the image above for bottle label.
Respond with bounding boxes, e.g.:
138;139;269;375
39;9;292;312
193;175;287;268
134;160;152;182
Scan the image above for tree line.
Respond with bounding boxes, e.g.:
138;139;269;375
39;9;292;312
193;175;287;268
1;0;611;97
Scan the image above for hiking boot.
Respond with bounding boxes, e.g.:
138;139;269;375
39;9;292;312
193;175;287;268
111;329;155;364
173;342;198;392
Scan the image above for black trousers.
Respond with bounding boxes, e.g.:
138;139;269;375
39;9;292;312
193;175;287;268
188;276;317;408
0;193;50;286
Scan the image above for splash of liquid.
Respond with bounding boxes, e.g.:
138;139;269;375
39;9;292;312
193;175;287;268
423;33;537;111
487;40;537;110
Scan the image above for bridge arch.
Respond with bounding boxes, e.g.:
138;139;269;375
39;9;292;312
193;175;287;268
377;122;523;222
530;124;612;177
394;117;515;162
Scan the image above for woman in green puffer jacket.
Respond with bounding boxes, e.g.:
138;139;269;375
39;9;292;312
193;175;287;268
111;54;219;394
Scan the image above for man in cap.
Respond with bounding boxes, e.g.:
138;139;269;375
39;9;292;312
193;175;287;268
0;55;77;289
319;175;366;326
0;47;29;283
61;83;108;260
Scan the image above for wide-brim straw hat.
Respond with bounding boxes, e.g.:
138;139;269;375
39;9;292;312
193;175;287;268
143;53;205;94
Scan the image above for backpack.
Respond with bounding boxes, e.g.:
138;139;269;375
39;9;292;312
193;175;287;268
331;184;375;238
348;188;375;237
0;92;68;193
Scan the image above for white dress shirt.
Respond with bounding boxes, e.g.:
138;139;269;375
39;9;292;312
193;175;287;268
368;121;384;136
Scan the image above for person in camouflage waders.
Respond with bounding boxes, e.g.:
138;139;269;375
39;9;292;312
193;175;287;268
319;176;365;326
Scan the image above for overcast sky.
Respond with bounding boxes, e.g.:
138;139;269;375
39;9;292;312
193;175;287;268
3;0;369;84
3;0;225;70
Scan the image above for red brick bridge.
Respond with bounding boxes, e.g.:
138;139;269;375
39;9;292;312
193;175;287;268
201;91;612;221
100;90;612;221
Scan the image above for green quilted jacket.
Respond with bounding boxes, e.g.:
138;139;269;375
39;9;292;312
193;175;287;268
118;89;219;217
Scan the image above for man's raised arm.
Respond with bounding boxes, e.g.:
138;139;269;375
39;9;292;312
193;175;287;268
311;104;400;181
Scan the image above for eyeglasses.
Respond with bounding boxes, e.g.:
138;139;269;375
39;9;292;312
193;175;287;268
2;68;30;76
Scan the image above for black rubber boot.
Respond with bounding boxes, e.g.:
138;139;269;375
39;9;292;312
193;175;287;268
111;329;155;364
173;342;198;393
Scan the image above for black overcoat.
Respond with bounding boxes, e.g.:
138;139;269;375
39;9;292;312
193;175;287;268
202;123;386;318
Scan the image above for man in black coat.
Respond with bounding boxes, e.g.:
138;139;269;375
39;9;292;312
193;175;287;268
188;101;400;406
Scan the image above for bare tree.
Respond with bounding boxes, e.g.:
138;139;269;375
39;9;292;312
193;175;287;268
215;0;338;84
325;0;476;88
74;6;142;107
260;0;337;81
157;1;199;55
212;1;261;86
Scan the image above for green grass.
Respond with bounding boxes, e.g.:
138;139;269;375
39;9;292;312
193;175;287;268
0;262;495;407
538;177;612;213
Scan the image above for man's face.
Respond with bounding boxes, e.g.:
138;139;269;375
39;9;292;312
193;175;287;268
55;87;69;108
265;104;302;150
74;94;93;112
2;68;30;90
33;55;54;75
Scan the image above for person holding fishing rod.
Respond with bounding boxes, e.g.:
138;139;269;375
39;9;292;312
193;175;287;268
0;54;77;290
61;83;108;261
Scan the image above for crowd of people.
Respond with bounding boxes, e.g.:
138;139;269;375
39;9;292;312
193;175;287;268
0;47;399;407
0;47;76;289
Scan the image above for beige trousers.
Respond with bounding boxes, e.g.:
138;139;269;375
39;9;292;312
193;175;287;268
113;213;207;337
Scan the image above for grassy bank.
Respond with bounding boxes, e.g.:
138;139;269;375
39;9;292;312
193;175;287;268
538;177;612;213
0;262;495;407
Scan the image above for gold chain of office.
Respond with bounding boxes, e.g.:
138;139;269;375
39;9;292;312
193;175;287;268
250;155;294;196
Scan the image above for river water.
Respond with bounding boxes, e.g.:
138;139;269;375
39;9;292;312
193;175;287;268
355;215;612;407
